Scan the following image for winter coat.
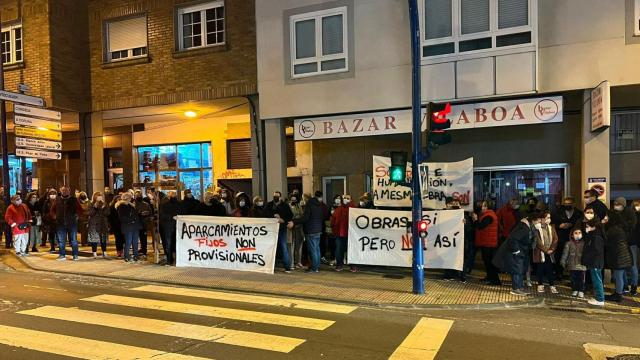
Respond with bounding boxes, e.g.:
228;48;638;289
116;200;141;233
582;230;605;269
271;201;293;232
475;210;499;248
330;204;350;238
553;207;583;245
533;224;558;264
159;198;181;229
294;198;325;235
78;200;91;224
616;207;638;242
250;205;269;218
50;196;83;228
631;211;640;247
604;226;632;269
493;220;533;274
87;204;110;242
200;200;227;217
5;203;32;235
108;201;122;235
496;205;517;239
180;197;201;216
587;199;608;222
290;203;305;240
560;240;587;271
26;200;42;226
41;199;57;232
135;198;154;230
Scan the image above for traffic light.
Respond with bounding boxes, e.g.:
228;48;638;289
429;102;452;146
417;220;429;239
389;151;407;185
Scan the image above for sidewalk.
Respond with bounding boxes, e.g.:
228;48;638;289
9;248;640;312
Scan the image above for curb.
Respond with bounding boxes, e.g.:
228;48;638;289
8;253;557;311
546;300;640;315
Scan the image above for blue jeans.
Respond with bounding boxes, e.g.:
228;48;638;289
628;245;638;288
335;236;347;267
57;225;78;257
306;233;321;271
511;255;524;290
123;230;139;261
590;268;604;302
278;229;291;271
614;268;626;294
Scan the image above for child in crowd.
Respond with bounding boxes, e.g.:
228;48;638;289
561;228;587;298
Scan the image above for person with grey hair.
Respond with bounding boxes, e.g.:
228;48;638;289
50;186;83;261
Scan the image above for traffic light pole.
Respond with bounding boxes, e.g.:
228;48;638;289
408;0;425;295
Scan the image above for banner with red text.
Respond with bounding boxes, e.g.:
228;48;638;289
347;208;464;270
372;155;473;211
175;215;279;274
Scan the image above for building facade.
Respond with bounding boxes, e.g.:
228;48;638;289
255;0;640;208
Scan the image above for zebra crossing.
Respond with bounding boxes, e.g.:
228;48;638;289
0;284;452;359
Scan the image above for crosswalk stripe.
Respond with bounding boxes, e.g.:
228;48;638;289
388;317;453;360
0;324;211;360
131;284;358;314
18;306;305;353
81;294;334;330
583;343;640;360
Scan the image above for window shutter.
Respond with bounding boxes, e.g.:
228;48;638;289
227;139;252;169
461;0;490;35
108;16;147;52
286;136;296;167
498;0;528;29
295;19;316;59
424;0;452;39
322;14;343;55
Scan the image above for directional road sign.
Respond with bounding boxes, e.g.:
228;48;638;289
15;126;62;141
14;115;61;131
15;137;62;151
14;104;61;120
15;148;61;160
0;90;44;107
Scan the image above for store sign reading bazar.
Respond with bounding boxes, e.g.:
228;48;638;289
448;96;563;130
294;110;426;141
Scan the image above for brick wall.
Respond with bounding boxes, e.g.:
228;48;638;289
88;0;257;112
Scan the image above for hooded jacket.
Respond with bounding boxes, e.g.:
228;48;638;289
294;197;325;235
5;203;31;235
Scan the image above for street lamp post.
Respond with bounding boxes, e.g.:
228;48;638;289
408;0;425;294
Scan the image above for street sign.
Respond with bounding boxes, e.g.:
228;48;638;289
14;115;61;131
0;90;44;107
15;126;62;141
15;148;61;160
14;104;61;120
15;137;62;151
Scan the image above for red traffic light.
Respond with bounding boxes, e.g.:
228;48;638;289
432;103;451;124
418;220;428;232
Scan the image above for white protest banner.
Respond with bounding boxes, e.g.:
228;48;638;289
176;215;279;274
372;155;474;211
347;208;464;270
419;158;473;211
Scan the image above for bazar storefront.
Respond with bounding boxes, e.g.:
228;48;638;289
293;92;583;210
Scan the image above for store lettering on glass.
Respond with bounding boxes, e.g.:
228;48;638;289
322;116;397;135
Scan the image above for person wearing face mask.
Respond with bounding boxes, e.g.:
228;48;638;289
116;192;141;263
612;197;637;243
443;198;469;282
627;199;640;296
473;201;501;285
108;193;125;258
50;186;84;261
159;190;182;266
289;193;305;269
249;196;267;218
552;197;583;280
532;211;559;294
180;189;200;216
267;191;293;272
104;187;115;206
199;192;227;217
232;192;252;217
560;228;587;298
5;195;32;256
87;192;110;258
25;192;42;253
583;189;608;221
77;191;91;247
289;190;326;273
603;211;633;303
497;198;520;247
266;191;283;217
41;189;59;253
218;188;235;216
331;194;355;272
582;219;606;306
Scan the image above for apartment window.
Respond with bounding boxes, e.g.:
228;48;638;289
290;7;348;78
106;16;148;62
422;0;533;58
635;0;640;36
611;112;640;153
177;1;225;51
1;24;22;65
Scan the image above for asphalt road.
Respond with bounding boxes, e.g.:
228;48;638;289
0;256;639;360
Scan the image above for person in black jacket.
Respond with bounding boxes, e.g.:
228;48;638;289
180;189;200;215
108;194;124;258
25;192;42;253
289;190;325;273
159;190;181;266
50;186;83;261
604;211;633;303
629;200;640;296
582;219;606;306
583;189;608;222
271;192;293;272
553;197;583;279
116;192;141;263
250;196;268;218
199;192;226;217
